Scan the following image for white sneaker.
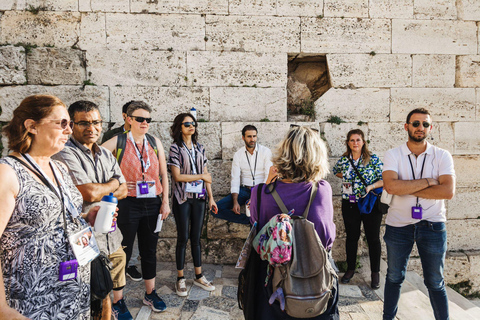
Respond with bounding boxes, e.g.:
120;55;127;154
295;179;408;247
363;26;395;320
193;276;215;291
176;278;188;297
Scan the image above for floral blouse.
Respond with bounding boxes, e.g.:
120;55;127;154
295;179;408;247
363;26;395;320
333;154;383;200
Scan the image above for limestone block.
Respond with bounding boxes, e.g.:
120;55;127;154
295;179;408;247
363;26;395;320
0;11;80;48
467;250;480;291
79;13;107;49
178;0;228;14
205;15;300;53
368;0;413;19
276;0;322;17
0;0;15;10
447;187;480;220
443;252;471;285
321;122;369;158
208;160;232;195
206;216;250;239
109;86;209;123
0;85;109;122
157;238;198;263
323;0;368;17
204;238;246;264
157;215;177;238
106;13;205;51
87;49;186;86
301;18;390;54
22;0;78;11
315;89;390;123
332;196;344;235
454;156;480;187
27;48;85;85
327;54;412;88
478;89;480;120
210;87;287;122
229;0;276;15
331;238;346;261
455;122;480;155
0;46;26;85
326;159;342;196
392;20;477;55
413;0;456;19
390;88;476;122
412;55;455;88
457;0;480;21
130;0;179;13
447;219;480;251
187;51;286;87
456;55;480;88
90;0;129;12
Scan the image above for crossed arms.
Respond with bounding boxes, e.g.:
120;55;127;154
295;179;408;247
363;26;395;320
382;171;455;200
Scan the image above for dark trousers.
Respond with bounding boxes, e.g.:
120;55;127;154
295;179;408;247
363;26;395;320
212;186;251;224
173;197;206;270
342;199;383;272
117;196;161;280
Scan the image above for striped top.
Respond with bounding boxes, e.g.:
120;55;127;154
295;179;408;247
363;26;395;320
168;142;208;204
120;137;162;197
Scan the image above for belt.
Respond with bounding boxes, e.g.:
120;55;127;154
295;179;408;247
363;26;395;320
241;185;252;190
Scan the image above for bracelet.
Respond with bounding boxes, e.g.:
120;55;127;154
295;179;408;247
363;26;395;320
425;178;430;187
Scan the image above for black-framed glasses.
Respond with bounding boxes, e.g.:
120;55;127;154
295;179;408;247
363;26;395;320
182;122;196;128
409;121;431;128
290;124;319;133
72;120;103;128
129;116;152;123
45;118;70;130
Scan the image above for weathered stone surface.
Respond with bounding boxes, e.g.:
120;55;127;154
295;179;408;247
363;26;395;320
447;187;480;220
190;306;229;320
205;239;246;264
321;122;369;157
301;18;390;54
457;0;480;21
323;0;368;17
392;20;477;55
187;51;286;87
276;0;323;17
413;0;456;20
0;46;26;85
467;250;480;291
412;55;455;88
130;0;179;13
327;54;412;88
208;160;231;195
0;85;109;121
21;0;78;11
106;13;205;51
444;252;470;285
315;89;389;123
90;0;129;12
130;0;229;14
78;12;106;49
27;48;85;85
206;216;250;239
0;11;80;47
453;156;480;187
456;55;480;88
0;0;15;10
368;0;413;19
478;89;480;121
157;215;177;238
206;15;300;53
87;49;186;86
210;87;287;122
390;88;476;122
447;219;480;251
326;160;342;196
454;122;480;155
229;0;276;15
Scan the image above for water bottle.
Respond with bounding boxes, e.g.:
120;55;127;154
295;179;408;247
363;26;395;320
94;193;118;233
190;107;197;120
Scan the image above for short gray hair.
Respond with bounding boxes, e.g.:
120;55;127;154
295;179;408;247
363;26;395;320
126;101;152;116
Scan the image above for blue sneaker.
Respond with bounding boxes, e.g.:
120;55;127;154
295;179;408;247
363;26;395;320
112;298;133;320
143;289;167;312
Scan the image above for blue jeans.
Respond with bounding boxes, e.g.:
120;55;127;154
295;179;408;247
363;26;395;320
383;221;449;320
210;186;251;224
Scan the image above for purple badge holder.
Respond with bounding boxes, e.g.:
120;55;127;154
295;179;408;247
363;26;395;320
109;221;117;233
59;259;78;281
198;188;206;199
349;195;357;203
412;206;422;219
138;181;149;195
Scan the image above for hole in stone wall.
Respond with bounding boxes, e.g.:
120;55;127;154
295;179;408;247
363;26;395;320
287;54;331;121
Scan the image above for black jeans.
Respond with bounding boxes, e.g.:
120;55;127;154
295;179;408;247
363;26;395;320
117;196;161;280
173;197;206;271
341;199;383;272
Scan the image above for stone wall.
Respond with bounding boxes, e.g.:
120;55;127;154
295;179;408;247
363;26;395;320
1;1;480;290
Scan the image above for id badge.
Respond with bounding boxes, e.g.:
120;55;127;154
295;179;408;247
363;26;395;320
59;259;78;281
185;180;204;193
68;226;100;266
349;195;357;203
136;181;156;198
342;182;353;195
412;206;422;219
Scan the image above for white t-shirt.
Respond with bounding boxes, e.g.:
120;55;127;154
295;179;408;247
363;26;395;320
383;142;455;227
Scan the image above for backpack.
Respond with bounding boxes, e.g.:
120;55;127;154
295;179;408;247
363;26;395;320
267;183;338;318
90;252;113;301
115;132;158;165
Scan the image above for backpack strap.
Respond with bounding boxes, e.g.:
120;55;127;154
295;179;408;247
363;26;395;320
115;132;128;165
145;133;158;156
302;182;318;219
268;182;318;219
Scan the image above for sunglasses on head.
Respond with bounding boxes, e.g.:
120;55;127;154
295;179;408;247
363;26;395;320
182;122;196;128
290;124;319;133
45;118;70;130
129;116;152;123
409;121;431;128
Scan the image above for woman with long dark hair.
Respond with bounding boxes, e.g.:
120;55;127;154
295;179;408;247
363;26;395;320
168;113;217;297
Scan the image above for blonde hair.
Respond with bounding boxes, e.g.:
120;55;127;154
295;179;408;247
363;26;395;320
273;126;329;183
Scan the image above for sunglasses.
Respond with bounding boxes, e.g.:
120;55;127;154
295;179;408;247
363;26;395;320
72;120;103;128
129;116;152;123
45;118;70;130
409;121;431;128
182;122;197;128
290;124;319;133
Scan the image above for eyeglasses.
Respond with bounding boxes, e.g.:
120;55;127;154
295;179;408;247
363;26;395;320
182;122;196;128
409;121;431;128
290;124;319;133
129;116;152;123
72;120;103;128
45;118;70;130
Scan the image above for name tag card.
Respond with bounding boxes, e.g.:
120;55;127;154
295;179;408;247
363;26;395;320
185;180;204;193
68;226;100;266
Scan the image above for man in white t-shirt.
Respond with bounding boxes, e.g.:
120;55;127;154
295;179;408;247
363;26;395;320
382;108;455;320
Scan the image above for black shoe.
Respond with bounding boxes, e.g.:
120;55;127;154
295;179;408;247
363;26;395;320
126;266;142;282
341;270;355;284
371;272;380;290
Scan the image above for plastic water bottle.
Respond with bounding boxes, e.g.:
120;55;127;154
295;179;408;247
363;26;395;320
94;193;118;233
190;107;197;120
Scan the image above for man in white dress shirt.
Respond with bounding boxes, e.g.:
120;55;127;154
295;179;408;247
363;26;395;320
211;125;273;224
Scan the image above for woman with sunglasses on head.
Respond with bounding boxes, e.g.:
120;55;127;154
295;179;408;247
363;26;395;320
103;101;170;312
333;129;383;289
0;95;101;319
168;113;217;297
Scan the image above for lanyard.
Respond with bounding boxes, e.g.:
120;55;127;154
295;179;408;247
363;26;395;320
70;138;100;182
348;156;361;184
245;148;258;186
183;142;198;175
408;153;428;206
129;132;150;177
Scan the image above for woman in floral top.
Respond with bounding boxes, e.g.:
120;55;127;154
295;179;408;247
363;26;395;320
333;129;383;289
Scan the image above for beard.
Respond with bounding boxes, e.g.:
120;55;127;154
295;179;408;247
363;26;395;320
408;130;427;142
